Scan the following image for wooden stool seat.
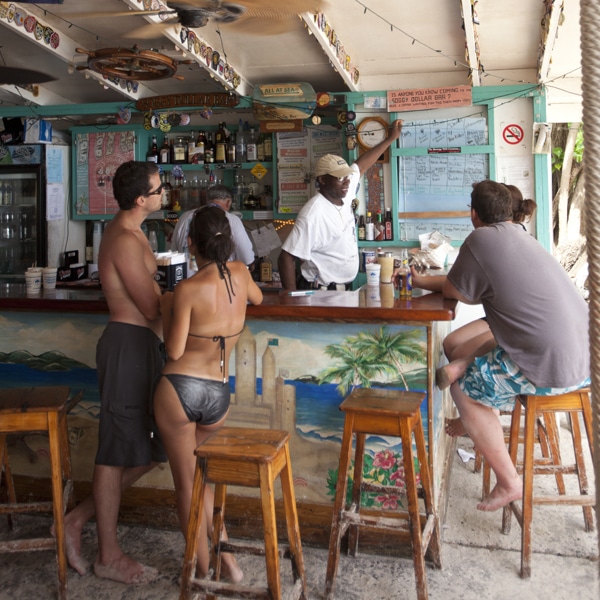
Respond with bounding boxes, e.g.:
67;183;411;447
502;388;595;578
0;386;74;600
325;388;442;600
180;426;306;600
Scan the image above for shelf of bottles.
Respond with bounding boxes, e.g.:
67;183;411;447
145;121;274;219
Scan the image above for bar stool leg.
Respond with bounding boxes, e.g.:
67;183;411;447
208;482;227;598
325;415;355;599
401;417;427;600
180;457;208;600
0;434;16;530
47;412;67;600
520;398;537;578
413;416;441;569
502;400;522;535
57;409;75;512
347;431;366;557
540;412;566;494
280;443;307;597
567;411;595;531
259;462;282;600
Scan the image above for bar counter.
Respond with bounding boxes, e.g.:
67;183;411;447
0;282;457;549
0;282;456;322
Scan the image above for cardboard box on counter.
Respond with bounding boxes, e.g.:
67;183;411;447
57;263;87;282
154;252;187;290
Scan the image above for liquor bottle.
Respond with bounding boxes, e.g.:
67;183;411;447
215;122;227;164
173;136;187;163
384;208;393;240
205;132;215;164
357;214;366;241
374;211;384;241
169;139;175;163
235;119;247;162
160;172;172;209
159;137;170;164
187;131;196;163
189;175;200;207
260;255;273;282
227;132;237;163
263;133;273;162
146;135;159;163
4;182;13;206
195;130;205;164
246;127;257;161
365;211;375;241
170;172;181;209
256;132;265;162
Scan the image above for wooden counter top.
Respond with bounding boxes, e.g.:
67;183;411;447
0;283;456;322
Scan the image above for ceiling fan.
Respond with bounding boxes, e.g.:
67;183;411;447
70;0;324;38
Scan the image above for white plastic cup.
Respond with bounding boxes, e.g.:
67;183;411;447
42;267;57;289
365;262;381;285
25;270;42;294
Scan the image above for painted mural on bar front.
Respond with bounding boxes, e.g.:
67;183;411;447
0;311;431;508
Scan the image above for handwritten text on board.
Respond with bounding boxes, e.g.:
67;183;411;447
387;86;472;112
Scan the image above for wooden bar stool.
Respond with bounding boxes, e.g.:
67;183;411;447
325;388;442;600
502;388;594;578
180;426;306;600
0;386;74;600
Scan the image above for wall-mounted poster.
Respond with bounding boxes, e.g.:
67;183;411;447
276;126;343;213
74;131;135;216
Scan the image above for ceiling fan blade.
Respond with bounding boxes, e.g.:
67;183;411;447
60;9;164;19
0;67;57;85
121;22;175;40
174;0;325;19
222;15;298;36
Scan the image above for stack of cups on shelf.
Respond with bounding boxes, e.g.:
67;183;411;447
25;266;42;294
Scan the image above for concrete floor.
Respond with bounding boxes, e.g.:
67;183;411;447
1;421;598;600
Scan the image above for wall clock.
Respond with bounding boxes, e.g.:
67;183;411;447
357;116;390;162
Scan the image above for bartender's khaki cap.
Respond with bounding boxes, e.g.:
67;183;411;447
314;154;354;178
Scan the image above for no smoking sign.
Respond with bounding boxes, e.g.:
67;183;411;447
502;124;524;145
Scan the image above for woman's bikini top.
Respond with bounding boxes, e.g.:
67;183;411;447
187;259;241;381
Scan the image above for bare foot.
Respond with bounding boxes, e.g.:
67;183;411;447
94;555;158;585
50;522;90;576
221;555;244;584
477;481;522;512
445;417;467;437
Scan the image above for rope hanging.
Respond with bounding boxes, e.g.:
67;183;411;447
580;0;600;577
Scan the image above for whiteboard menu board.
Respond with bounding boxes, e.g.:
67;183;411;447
397;117;489;242
276;126;343;213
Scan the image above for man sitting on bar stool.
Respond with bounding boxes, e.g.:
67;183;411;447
411;180;590;511
278;119;403;291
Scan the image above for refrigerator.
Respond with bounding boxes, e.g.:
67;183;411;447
0;144;49;277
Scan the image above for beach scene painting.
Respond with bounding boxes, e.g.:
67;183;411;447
0;311;430;506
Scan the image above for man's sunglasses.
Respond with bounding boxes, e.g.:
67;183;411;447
145;183;164;197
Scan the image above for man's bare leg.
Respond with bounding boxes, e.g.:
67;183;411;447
53;461;159;575
450;382;521;511
92;463;159;584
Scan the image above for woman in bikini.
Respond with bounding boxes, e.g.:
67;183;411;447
154;206;262;582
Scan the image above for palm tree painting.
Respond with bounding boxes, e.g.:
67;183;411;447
318;326;426;395
319;325;428;509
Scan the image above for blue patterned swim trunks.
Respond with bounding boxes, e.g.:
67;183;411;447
458;346;590;412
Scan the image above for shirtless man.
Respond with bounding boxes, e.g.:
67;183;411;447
59;161;166;583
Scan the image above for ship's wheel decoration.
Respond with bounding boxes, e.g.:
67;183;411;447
76;46;193;81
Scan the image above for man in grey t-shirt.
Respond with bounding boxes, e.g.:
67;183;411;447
412;180;589;512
